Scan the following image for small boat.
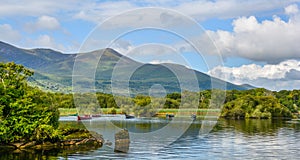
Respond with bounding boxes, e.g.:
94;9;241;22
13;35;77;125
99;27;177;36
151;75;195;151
91;114;101;117
191;114;197;120
166;114;174;119
77;115;92;121
125;114;135;119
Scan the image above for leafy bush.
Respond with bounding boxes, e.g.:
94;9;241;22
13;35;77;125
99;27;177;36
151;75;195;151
0;62;60;143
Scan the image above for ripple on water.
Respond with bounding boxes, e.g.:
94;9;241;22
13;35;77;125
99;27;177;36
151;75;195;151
1;119;300;159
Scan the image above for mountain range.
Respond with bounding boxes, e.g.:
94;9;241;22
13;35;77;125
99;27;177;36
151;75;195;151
0;41;254;95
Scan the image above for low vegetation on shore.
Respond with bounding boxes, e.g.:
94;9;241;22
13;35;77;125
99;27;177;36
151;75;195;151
0;62;103;150
58;89;298;119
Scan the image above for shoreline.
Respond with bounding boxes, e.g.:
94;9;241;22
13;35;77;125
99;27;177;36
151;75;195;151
0;129;104;153
58;108;295;120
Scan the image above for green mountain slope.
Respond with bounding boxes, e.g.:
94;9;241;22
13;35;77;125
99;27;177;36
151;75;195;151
0;41;255;94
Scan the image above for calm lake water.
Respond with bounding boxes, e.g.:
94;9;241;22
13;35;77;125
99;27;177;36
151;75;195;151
1;117;300;159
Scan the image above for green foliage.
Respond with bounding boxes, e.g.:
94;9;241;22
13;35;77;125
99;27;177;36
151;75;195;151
55;87;297;119
221;94;292;119
0;62;59;143
33;124;61;143
134;95;151;107
109;108;117;114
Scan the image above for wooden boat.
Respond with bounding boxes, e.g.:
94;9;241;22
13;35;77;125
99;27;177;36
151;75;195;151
125;114;135;119
166;114;174;119
77;115;92;121
91;114;101;117
191;114;197;120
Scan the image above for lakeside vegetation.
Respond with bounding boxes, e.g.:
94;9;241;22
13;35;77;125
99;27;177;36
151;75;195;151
0;62;102;147
57;89;298;119
1;62;299;144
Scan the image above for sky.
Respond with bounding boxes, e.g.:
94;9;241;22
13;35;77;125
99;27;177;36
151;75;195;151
1;0;300;91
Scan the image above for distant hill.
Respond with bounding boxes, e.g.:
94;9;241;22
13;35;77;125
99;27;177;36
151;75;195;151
0;41;255;94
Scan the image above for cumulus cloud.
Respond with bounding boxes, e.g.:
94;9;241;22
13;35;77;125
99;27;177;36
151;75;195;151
0;0;74;17
285;4;299;15
206;4;300;63
73;1;137;23
149;60;175;64
72;0;300;23
0;24;21;44
25;16;61;32
208;59;300;90
1;0;299;24
286;69;300;80
28;34;66;51
175;0;293;20
36;16;60;30
110;39;134;54
113;43;192;66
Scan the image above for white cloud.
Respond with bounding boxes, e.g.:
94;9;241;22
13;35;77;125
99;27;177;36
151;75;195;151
25;16;61;32
36;16;60;30
72;0;300;23
35;35;55;47
175;0;290;20
149;60;174;64
206;4;300;63
0;24;21;44
0;0;75;17
208;59;300;90
285;4;299;15
28;34;66;51
1;0;299;23
73;1;137;23
110;39;134;54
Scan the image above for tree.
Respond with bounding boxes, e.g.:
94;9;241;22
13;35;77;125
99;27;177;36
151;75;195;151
0;62;59;143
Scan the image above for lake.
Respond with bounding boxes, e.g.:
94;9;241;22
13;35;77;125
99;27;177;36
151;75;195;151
1;117;300;159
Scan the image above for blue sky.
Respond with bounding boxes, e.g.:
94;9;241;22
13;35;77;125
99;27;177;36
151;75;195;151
1;0;300;90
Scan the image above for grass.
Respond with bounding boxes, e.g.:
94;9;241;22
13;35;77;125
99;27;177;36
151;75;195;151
59;108;78;116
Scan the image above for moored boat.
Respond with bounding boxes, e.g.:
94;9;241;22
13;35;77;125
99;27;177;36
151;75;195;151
77;115;92;121
125;114;135;119
91;114;101;117
191;114;197;120
166;114;174;119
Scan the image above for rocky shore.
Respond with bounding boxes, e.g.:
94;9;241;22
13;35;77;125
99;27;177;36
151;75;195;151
0;129;104;152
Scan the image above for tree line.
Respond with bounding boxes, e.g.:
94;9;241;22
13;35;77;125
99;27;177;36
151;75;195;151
48;83;299;119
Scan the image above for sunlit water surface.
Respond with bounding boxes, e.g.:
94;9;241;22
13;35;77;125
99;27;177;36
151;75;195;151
1;117;300;159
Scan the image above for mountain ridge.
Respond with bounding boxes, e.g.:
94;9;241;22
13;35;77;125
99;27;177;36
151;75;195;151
0;41;255;94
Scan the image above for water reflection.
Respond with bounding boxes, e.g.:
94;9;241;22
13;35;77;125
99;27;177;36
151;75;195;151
1;118;299;159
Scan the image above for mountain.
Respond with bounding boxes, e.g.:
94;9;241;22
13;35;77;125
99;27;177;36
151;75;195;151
0;41;254;94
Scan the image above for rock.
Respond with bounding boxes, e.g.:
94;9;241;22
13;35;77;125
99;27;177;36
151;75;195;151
0;129;104;152
90;131;104;144
34;144;42;149
12;149;22;153
105;140;112;146
20;141;36;149
114;129;130;153
62;140;77;146
90;131;103;140
41;142;55;148
14;143;23;148
0;144;16;151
